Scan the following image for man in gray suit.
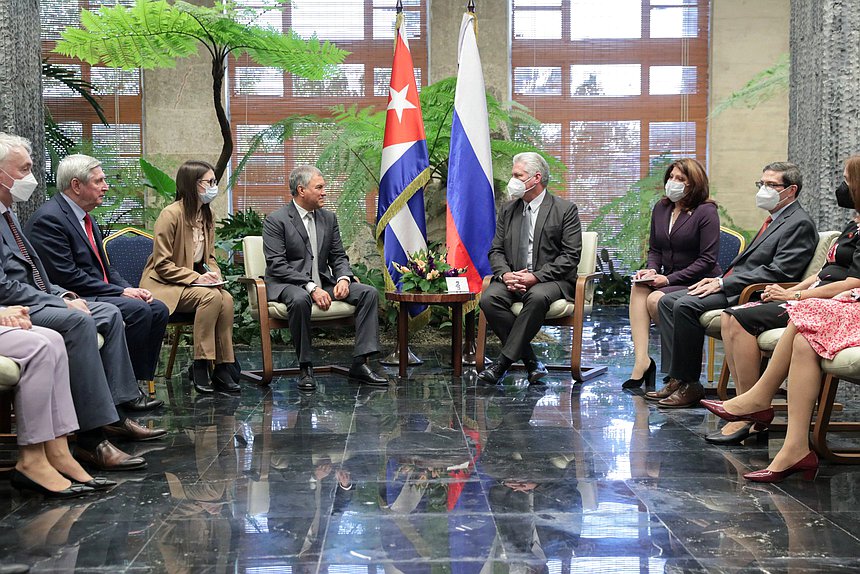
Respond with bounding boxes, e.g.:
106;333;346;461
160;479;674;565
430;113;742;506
478;152;583;384
263;165;386;391
0;133;165;471
654;161;818;408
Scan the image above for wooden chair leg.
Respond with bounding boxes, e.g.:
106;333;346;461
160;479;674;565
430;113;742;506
165;325;183;379
812;374;842;462
707;337;716;382
475;310;488;370
716;360;731;400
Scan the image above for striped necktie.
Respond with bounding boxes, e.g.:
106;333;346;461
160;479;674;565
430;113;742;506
2;210;47;291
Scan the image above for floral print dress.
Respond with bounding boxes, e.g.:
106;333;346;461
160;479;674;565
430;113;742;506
786;288;860;359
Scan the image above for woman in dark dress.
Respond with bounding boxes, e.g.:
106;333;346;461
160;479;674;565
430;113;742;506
711;155;860;444
624;158;721;388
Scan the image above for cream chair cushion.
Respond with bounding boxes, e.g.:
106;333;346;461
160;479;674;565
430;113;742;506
822;346;860;379
756;328;785;352
242;235;356;320
511;299;575;320
700;309;723;338
0;356;21;391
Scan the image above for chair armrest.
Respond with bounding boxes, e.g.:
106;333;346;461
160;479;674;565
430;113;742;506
238;277;271;325
481;275;493;291
737;282;799;304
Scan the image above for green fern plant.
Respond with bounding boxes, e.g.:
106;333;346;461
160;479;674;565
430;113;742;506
710;53;789;118
235;77;564;240
54;0;349;181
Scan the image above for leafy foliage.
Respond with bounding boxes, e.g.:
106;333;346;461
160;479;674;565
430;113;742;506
594;248;632;305
234;77;564;240
54;0;349;180
139;158;177;200
710;53;789;118
393;246;466;293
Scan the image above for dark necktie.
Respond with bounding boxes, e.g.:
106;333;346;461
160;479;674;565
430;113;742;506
724;216;772;279
2;210;47;291
84;213;109;282
518;205;531;270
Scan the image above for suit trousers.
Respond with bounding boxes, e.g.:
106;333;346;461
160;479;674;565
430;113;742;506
657;289;729;382
479;280;564;363
89;295;170;380
174;286;234;363
1;326;79;445
277;282;379;364
29;301;137;431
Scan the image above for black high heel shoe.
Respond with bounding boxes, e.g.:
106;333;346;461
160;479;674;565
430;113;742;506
10;469;94;498
622;358;656;389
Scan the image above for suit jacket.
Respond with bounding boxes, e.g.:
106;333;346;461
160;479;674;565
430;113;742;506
488;193;582;300
263;201;353;302
24;194;131;297
139;201;221;313
0;208;70;314
720;200;817;304
646;199;721;286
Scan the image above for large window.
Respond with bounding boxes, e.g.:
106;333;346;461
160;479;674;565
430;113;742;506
41;0;143;186
229;0;427;214
512;0;710;260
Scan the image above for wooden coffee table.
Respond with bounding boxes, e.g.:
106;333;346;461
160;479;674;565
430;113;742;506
385;291;477;377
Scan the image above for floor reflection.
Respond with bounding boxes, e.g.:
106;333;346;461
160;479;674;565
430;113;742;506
2;307;860;572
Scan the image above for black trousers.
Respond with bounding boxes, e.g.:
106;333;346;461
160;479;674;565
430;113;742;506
657;289;729;382
90;295;170;380
277;282;380;364
479;280;563;363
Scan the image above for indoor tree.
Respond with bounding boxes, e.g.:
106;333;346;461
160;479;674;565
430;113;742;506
54;0;349;181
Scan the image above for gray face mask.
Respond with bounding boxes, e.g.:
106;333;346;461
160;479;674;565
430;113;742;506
506;176;537;200
199;185;219;204
664;180;686;203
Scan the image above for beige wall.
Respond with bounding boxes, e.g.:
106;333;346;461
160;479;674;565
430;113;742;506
428;1;510;101
709;0;790;231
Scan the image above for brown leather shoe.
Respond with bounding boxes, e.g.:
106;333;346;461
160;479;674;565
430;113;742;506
75;440;147;471
645;378;681;401
657;381;705;409
103;418;167;441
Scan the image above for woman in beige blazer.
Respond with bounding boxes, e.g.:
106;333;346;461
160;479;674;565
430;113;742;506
141;160;238;394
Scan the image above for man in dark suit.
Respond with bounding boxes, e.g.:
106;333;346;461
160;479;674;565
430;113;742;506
654;161;818;408
263;165;386;391
478;152;583;384
0;133;165;471
26;154;169;403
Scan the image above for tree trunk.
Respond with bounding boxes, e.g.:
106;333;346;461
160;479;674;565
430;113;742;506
0;0;45;223
789;0;860;231
211;55;232;183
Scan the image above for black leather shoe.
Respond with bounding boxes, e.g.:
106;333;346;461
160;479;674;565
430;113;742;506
298;364;317;392
10;469;94;498
0;564;30;574
212;364;241;394
103;418;167;441
349;363;389;386
60;472;117;491
477;361;509;385
705;423;767;445
191;359;214;394
122;388;163;412
524;360;548;384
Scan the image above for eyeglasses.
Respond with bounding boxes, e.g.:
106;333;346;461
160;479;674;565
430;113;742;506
755;181;788;190
199;178;218;187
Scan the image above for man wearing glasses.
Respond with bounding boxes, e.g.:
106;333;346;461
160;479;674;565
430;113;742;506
652;162;817;408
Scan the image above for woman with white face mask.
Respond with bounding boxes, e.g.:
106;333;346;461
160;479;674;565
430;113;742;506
624;158;721;389
140;160;239;395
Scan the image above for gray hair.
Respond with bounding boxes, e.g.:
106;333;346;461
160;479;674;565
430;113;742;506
289;164;322;196
0;133;32;164
513;152;550;186
763;161;803;195
57;154;102;193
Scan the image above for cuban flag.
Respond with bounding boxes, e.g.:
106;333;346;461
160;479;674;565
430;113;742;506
376;11;430;302
446;10;496;293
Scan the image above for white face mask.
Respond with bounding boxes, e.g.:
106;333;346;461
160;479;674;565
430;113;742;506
199;185;219;204
755;185;781;211
664;180;686;203
507;175;537;200
0;169;38;203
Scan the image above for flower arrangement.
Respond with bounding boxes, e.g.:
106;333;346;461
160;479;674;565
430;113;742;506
393;246;467;293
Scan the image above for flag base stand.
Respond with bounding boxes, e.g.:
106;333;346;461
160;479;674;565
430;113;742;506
380;345;423;367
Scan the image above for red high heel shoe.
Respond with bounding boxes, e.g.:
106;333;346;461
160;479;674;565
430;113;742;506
700;399;775;430
743;451;819;483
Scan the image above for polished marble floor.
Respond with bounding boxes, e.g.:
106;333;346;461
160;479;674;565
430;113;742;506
3;307;860;573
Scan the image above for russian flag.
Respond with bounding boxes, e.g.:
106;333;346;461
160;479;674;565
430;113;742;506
376;11;430;301
446;10;496;293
